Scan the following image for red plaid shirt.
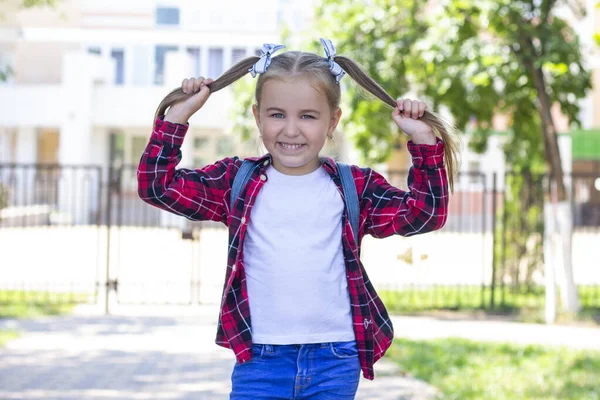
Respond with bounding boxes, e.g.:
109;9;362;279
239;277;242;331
137;117;449;380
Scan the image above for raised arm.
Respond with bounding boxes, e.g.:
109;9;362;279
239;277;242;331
362;139;448;238
137;77;237;223
362;98;449;237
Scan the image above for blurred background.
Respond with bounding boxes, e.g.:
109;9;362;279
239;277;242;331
0;0;599;399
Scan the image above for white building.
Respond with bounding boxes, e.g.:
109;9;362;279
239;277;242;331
0;0;303;223
0;0;290;169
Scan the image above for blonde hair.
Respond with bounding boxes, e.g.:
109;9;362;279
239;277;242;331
154;50;460;191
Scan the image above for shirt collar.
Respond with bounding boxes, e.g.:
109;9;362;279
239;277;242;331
247;154;339;174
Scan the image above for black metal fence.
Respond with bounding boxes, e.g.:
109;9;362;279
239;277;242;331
1;163;599;314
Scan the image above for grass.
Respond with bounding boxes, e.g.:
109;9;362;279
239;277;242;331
0;330;19;347
386;338;600;400
0;290;90;347
379;285;600;325
0;290;88;319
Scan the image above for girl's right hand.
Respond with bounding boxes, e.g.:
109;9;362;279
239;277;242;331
164;77;213;124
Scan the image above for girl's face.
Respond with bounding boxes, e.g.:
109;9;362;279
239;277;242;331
252;78;342;176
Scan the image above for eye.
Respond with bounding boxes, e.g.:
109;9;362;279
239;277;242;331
270;113;284;119
301;115;315;119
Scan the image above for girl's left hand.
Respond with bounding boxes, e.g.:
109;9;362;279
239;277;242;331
392;98;437;145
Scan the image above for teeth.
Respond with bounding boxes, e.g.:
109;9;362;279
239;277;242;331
281;143;303;149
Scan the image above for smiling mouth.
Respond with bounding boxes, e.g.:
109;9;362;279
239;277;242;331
278;142;306;151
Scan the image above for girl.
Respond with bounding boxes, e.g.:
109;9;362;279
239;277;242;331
138;39;459;399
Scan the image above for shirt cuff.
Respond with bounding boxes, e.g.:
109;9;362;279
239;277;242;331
151;115;189;147
407;137;445;169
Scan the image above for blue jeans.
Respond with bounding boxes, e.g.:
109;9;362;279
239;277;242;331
230;341;361;399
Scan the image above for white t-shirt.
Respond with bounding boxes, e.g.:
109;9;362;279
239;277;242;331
243;165;355;344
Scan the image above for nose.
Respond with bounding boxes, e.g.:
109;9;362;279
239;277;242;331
282;119;300;137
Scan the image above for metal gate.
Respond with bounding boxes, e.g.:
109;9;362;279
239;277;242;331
103;164;202;308
0;164;103;306
0;163;202;313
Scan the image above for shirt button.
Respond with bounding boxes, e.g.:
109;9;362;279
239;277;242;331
263;160;269;166
241;217;246;224
232;263;236;271
260;174;267;181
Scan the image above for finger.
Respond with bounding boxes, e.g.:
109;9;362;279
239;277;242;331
181;78;189;93
418;102;427;118
193;77;206;92
403;99;412;117
194;77;206;92
411;100;420;119
397;98;404;111
186;78;197;94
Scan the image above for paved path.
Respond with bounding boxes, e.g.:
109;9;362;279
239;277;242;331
0;305;437;400
2;305;599;400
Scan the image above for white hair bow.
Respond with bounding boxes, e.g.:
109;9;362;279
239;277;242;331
248;43;286;77
320;38;345;84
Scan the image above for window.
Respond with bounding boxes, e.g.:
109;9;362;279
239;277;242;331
88;47;101;55
156;7;180;26
217;137;233;156
111;49;125;85
208;48;223;77
231;48;247;65
187;47;201;77
154;45;178;85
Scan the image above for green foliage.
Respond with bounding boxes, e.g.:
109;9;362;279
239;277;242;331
386;338;600;399
21;0;57;7
500;171;545;288
316;0;590;163
230;76;259;143
0;65;13;81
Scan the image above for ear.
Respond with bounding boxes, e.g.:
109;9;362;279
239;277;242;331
328;107;342;136
252;104;261;130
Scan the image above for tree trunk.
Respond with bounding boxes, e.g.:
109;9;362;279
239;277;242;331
530;66;567;201
525;62;580;313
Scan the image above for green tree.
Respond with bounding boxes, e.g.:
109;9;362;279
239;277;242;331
317;0;591;311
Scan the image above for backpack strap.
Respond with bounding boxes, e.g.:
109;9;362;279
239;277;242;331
230;159;259;212
337;162;360;244
230;159;360;244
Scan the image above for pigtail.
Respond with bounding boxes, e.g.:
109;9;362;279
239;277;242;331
153;56;261;122
335;56;461;193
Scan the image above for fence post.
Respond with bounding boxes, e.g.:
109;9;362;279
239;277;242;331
104;165;114;315
500;173;508;307
490;172;497;308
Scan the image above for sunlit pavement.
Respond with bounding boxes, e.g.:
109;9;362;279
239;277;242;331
0;304;438;400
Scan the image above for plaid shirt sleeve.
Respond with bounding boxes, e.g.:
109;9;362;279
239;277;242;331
137;116;237;223
362;138;448;238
